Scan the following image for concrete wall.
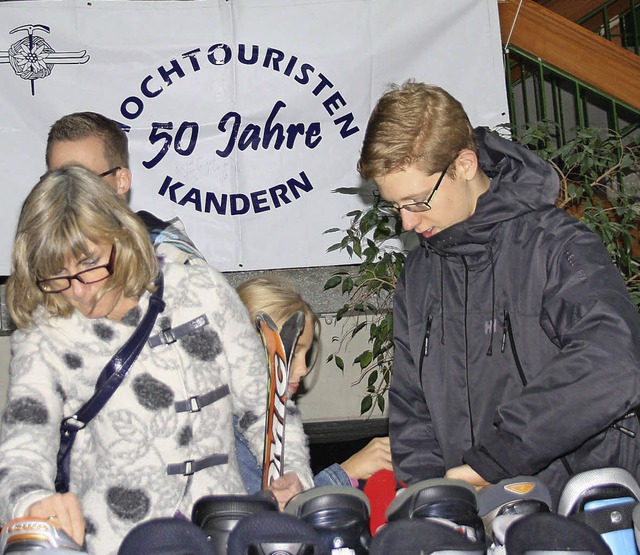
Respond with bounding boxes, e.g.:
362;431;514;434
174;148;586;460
0;266;389;434
0;318;385;421
225;265;390;426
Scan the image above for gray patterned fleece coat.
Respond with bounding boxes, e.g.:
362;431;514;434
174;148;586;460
0;262;313;554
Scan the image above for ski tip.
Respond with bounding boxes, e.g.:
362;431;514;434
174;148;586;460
283;310;305;333
256;311;279;331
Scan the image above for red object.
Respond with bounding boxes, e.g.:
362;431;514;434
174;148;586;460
363;469;405;535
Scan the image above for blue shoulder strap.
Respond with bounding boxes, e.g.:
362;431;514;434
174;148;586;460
55;272;165;493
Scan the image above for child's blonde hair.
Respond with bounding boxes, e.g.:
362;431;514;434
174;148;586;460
236;275;320;368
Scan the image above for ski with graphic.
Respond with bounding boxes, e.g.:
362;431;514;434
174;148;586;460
256;310;305;490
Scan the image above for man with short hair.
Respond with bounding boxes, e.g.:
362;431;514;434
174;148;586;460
46;111;206;265
359;81;640;505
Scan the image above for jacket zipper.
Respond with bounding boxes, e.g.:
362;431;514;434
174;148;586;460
503;311;527;386
418;316;433;389
423;316;433;357
462;256;475;445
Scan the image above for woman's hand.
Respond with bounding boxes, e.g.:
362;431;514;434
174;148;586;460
445;464;490;491
268;471;304;510
27;492;85;546
340;436;393;481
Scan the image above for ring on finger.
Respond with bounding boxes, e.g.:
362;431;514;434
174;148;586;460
47;514;59;520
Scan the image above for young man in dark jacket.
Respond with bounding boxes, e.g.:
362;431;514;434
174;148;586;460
358;81;640;505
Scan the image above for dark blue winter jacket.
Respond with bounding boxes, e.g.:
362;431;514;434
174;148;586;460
389;128;640;506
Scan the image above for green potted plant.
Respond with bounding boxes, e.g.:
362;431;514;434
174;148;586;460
323;186;408;415
325;124;640;415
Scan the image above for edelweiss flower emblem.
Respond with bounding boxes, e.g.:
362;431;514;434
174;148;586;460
1;24;89;95
12;37;53;77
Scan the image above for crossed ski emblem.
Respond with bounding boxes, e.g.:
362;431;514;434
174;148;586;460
1;24;89;95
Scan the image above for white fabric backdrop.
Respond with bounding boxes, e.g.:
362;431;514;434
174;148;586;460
0;0;508;274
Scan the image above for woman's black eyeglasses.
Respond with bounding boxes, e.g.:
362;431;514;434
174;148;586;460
98;167;121;178
378;165;449;216
36;245;116;294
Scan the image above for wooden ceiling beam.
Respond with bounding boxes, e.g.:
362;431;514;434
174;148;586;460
499;0;640;111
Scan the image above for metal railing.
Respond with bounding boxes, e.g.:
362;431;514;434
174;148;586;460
504;45;640;146
576;0;639;55
504;1;640;145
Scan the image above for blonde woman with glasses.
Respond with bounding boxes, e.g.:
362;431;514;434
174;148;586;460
0;166;312;553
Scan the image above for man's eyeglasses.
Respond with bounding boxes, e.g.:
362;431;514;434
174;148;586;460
378;165;449;216
98;167;121;178
36;245;116;294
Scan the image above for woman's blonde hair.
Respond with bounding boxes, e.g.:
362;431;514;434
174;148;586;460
236;275;320;366
358;80;477;180
7;165;158;328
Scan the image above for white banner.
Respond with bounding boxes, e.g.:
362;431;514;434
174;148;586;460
0;0;508;274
